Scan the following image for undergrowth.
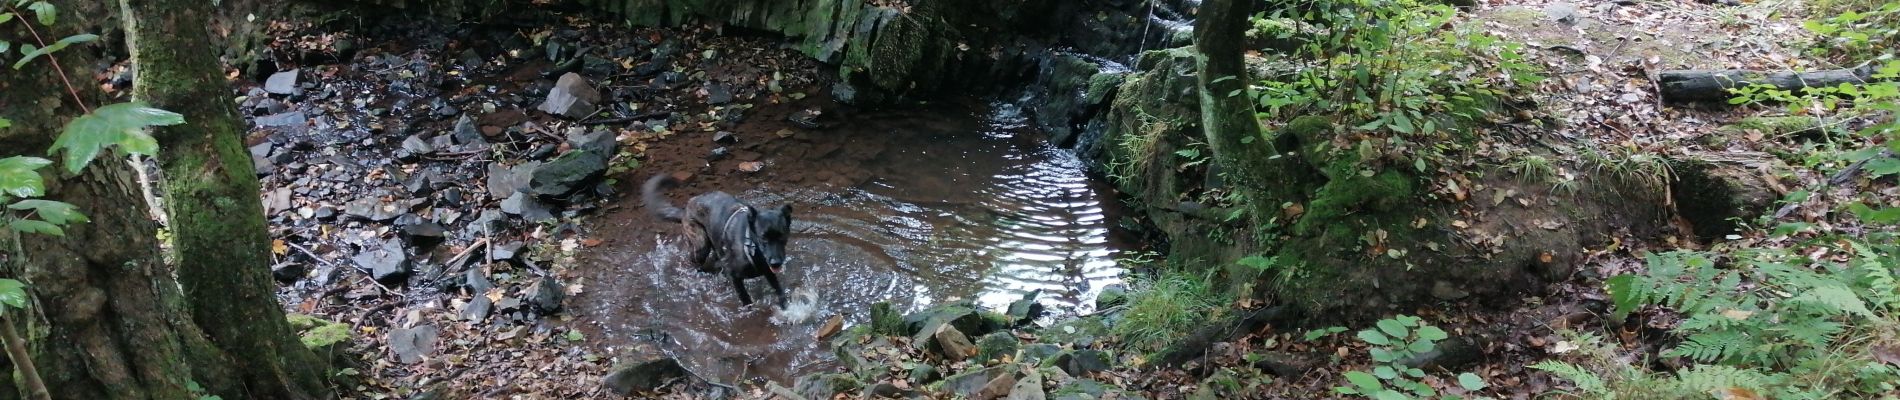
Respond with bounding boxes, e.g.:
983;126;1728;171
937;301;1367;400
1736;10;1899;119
1112;265;1223;353
1534;5;1900;397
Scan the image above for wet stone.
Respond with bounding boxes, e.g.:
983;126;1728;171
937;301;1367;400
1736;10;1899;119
602;357;688;395
975;331;1020;363
500;192;555;222
464;268;493;294
461;296;492;322
491;241;525;262
271;262;307;284
438;187;465;208
712;130;737;144
538;72;600;119
264;69;300;95
929;324;978;362
387;323;439;365
1096;284;1128;309
706;82;733;105
452;114;487;145
254;111;306;127
527;150;608;197
354;238;410;285
529;276;564;314
1006;290;1047;327
1042;350;1112;377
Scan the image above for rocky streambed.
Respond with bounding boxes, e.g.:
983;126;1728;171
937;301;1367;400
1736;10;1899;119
230;2;1158;397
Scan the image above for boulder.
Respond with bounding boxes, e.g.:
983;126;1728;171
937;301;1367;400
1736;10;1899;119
602;357;688;395
940;366;1009;398
1096;284;1128;309
386;323;438;364
1020;343;1063;364
527;150;609;197
1005;290;1046;327
1007;370;1046;400
528;276;565;314
903;302;1004;338
975;372;1018;400
1041;350;1112;377
975;331;1020;363
928;324;978;362
906;362;941;384
538;73;600;119
792;372;861;400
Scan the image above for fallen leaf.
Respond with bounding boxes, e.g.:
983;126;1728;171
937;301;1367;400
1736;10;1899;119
815;315;844;340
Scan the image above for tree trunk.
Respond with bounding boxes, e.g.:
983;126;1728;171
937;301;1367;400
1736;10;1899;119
1658;62;1882;103
1192;0;1301;211
118;1;331;399
0;2;241;399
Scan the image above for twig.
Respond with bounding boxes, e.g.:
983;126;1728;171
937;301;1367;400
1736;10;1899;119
7;5;88;114
444;238;490;272
580;110;672;125
1;315;50;400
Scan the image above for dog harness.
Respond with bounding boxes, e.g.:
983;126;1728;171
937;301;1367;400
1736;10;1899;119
720;206;758;259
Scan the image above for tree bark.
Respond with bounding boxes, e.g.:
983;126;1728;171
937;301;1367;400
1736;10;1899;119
0;2;241;399
1659;62;1882;103
1192;0;1301;211
119;1;331;399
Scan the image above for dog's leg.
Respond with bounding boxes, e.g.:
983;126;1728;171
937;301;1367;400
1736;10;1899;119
763;272;788;308
730;274;754;306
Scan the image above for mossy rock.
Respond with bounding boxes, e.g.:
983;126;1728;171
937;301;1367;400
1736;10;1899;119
1040;349;1113;377
901;302;1004;338
1039;316;1111;346
936;365;1010;397
906;362;942;384
974;332;1020;363
793;372;863;400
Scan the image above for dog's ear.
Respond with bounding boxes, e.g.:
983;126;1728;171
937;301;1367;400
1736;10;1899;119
778;204;793;216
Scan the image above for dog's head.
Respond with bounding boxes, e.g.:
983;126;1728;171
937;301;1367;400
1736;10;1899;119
751;204;794;274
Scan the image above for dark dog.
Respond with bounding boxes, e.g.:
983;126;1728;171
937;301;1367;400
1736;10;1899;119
642;174;794;307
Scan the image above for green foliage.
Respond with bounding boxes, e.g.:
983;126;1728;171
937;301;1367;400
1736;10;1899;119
1336;315;1485;399
49;102;180;173
0;156;51;199
0;279;26;310
1588;238;1900;398
1802;0;1898;61
1250;0;1542;174
1112;267;1221;353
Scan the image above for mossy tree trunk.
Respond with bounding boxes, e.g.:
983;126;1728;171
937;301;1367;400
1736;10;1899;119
0;3;240;398
119;0;332;399
1192;0;1301;216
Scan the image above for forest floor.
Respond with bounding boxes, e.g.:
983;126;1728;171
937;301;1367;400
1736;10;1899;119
223;0;1895;398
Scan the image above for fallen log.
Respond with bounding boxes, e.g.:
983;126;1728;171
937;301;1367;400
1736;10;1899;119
1659;62;1881;103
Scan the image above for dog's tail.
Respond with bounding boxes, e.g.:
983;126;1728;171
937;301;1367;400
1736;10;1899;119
642;174;685;223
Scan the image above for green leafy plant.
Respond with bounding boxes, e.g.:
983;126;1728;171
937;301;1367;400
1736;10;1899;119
0;4;186;399
1250;0;1544;176
1336;315;1488;399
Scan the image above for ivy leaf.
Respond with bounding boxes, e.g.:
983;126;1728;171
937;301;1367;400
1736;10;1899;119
1458;372;1487;391
26;1;51;25
0;40;8;54
1373;366;1398;379
9;199;85;225
1848;203;1900;224
0;156;51;198
9;218;61;236
0;12;14;26
0;117;10;129
0;279;23;309
49;102;180;173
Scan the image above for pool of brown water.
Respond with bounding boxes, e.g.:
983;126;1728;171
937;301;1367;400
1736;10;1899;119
573;99;1133;386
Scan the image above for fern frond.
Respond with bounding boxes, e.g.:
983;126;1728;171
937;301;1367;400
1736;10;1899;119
1792;285;1875;319
1667;365;1775;395
1667;331;1750;363
1530;360;1608;395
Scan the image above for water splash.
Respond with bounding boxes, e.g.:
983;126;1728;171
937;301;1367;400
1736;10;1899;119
770;286;822;325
